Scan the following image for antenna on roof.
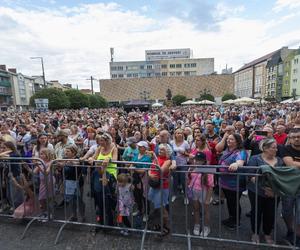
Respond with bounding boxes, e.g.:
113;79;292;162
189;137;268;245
110;48;114;62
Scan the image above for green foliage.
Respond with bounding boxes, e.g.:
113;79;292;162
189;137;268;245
199;93;215;102
88;94;108;108
64;89;89;109
222;93;237;101
172;94;187;106
30;88;70;110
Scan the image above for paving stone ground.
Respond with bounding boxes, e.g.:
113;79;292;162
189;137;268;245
0;191;294;250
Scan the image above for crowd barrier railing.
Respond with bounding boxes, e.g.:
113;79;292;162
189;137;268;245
48;159;163;247
0;158;299;250
0;157;52;238
171;164;299;250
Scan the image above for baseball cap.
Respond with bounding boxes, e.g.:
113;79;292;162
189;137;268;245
137;141;149;149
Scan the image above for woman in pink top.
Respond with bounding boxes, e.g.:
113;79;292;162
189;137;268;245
190;134;213;164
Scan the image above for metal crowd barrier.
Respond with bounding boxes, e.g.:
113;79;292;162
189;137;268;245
171;164;299;250
0;158;299;250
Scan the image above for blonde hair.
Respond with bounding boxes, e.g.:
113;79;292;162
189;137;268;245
40;148;55;161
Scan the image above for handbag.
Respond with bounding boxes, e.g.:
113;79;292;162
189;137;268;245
148;177;160;189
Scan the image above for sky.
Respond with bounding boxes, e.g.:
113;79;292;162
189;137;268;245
1;0;300;91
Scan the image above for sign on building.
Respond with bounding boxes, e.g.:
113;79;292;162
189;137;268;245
34;98;48;112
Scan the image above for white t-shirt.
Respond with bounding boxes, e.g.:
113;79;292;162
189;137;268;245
171;140;190;165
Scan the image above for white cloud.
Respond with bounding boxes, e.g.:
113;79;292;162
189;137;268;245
273;0;300;12
0;2;299;91
214;2;245;20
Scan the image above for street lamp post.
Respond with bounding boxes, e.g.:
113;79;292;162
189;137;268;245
30;57;46;88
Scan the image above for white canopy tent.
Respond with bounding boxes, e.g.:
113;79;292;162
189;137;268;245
293;98;300;103
197;100;215;105
281;98;294;104
234;97;259;104
181;100;198;105
222;99;235;104
152;102;163;107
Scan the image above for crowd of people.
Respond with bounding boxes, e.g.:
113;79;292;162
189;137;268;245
0;102;299;246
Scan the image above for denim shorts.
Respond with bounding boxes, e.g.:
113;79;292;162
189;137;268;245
282;195;300;224
148;188;169;209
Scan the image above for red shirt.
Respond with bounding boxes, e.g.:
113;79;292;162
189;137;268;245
274;133;287;145
150;156;169;189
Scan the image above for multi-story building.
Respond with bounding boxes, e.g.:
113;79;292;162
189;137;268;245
9;70;35;108
234;50;278;98
265;47;296;100
291;50;300;98
109;48;214;79
0;65;13;110
282;51;296;98
32;76;53;91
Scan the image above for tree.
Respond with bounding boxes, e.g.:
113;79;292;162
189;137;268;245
30;88;70;110
88;94;108;108
64;89;89;109
172;94;187;106
222;93;237;102
199;88;215;102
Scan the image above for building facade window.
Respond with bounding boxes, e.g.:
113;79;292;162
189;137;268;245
161;64;167;69
184;71;190;76
117;66;123;71
176;72;182;76
147;65;153;69
184;63;190;68
176;64;182;68
170;72;176;76
294;58;299;64
111;66;117;71
132;73;138;78
162;72;168;76
118;74;124;78
155;72;161;77
191;63;196;67
170;64;175;68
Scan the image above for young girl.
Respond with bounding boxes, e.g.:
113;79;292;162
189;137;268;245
117;173;134;236
33;148;55;216
188;152;214;237
12;173;40;219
